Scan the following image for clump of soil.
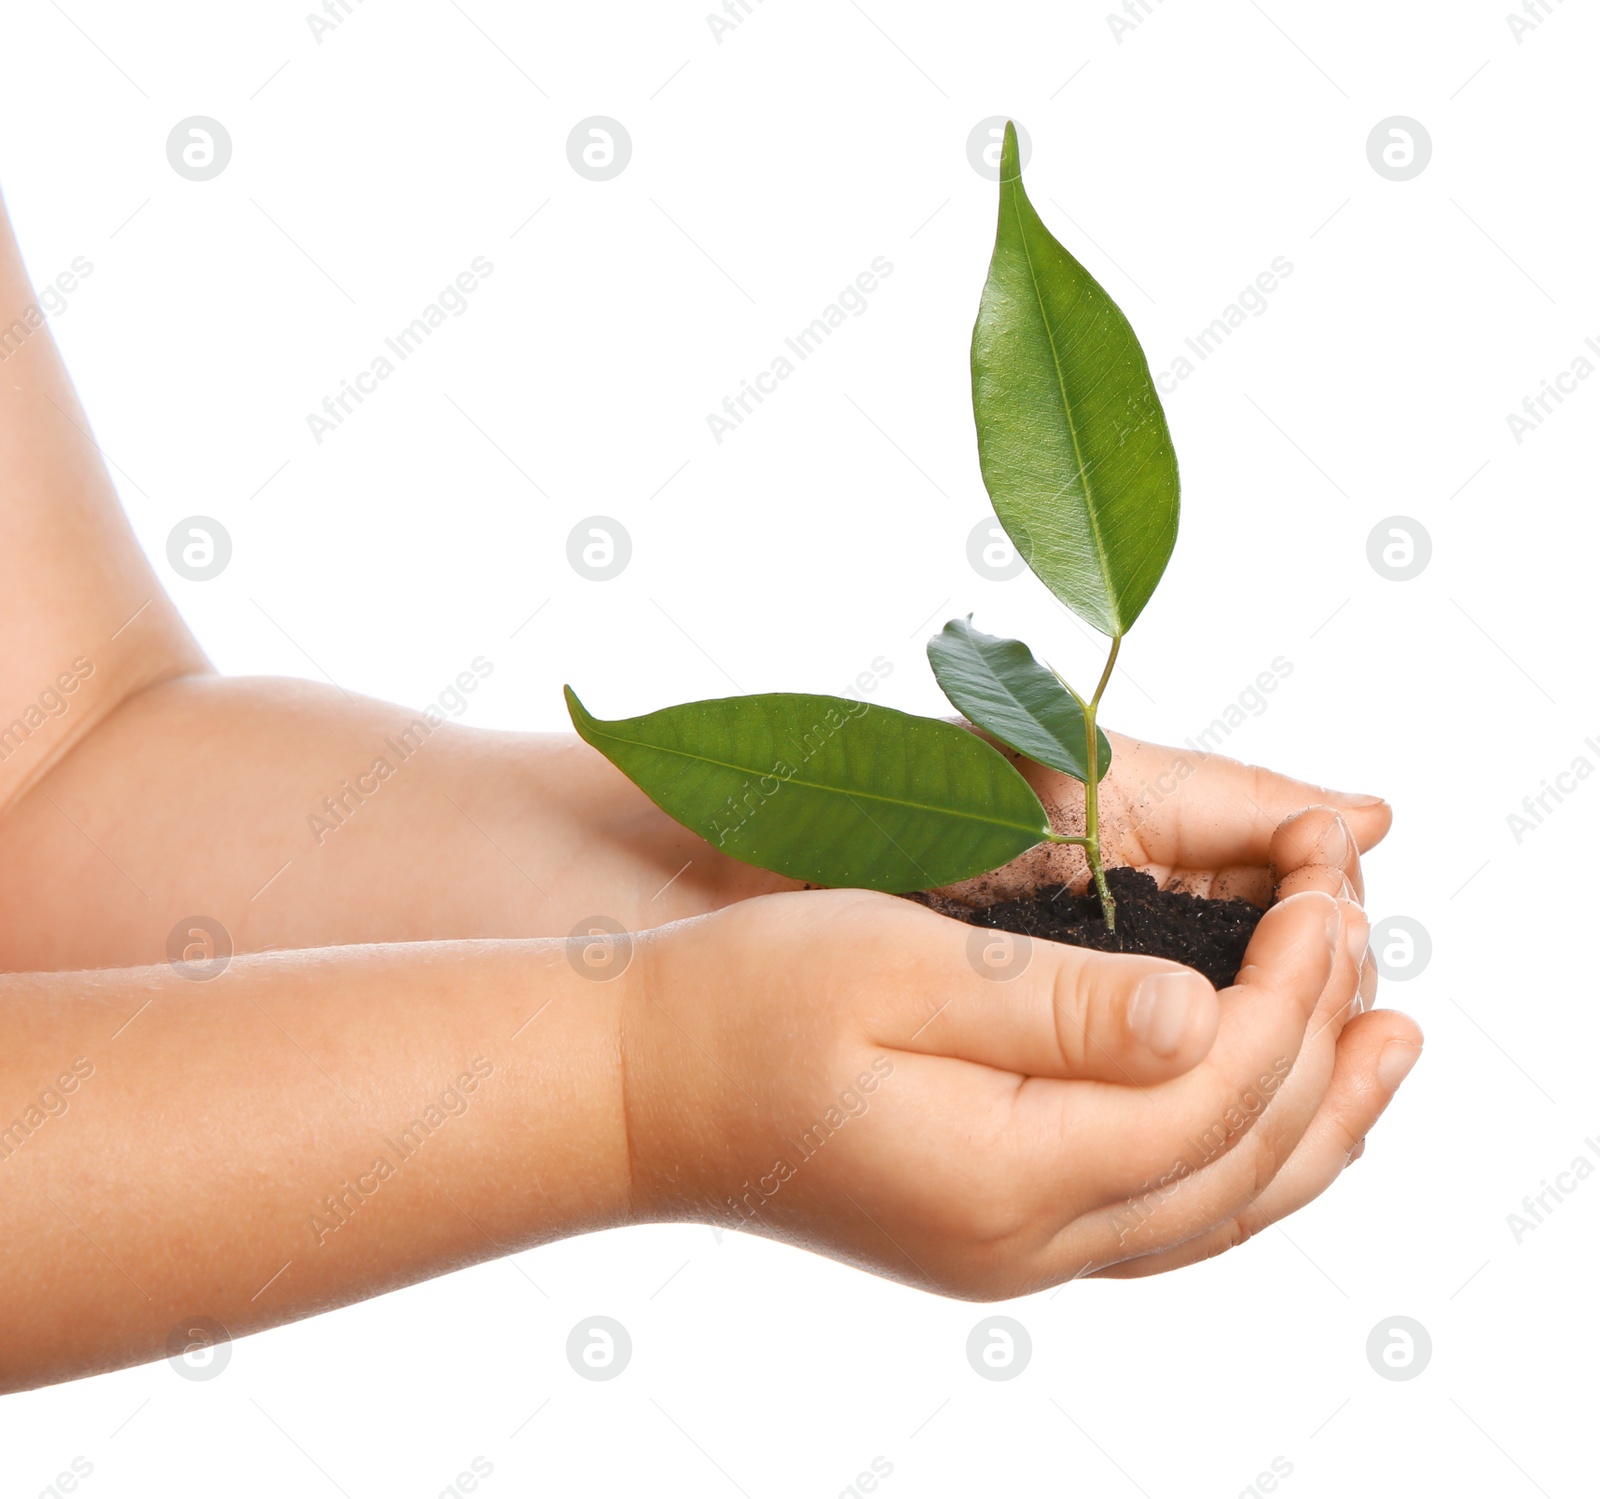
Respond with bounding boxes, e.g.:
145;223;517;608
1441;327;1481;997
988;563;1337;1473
916;866;1266;990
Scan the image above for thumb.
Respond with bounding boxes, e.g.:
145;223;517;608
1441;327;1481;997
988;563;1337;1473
894;916;1221;1086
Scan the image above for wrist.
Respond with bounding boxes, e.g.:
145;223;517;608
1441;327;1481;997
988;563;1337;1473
491;938;636;1237
616;913;747;1227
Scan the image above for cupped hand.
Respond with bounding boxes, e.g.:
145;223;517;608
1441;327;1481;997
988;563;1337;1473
621;748;1421;1294
937;735;1423;1273
936;730;1390;911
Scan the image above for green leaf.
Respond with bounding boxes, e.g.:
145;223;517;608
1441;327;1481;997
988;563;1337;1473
971;121;1179;637
565;686;1053;892
927;617;1111;783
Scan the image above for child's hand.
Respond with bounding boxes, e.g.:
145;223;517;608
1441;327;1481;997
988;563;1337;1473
623;853;1418;1295
938;731;1391;914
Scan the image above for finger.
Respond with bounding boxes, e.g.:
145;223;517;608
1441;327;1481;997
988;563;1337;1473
1271;807;1366;902
1070;896;1367;1261
886;915;1221;1086
1115;738;1391;874
1276;864;1355;902
1089;1010;1422;1278
1030;891;1340;1207
1312;900;1370;1041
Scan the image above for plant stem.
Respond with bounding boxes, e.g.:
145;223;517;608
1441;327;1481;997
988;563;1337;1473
1082;636;1122;931
1090;635;1121;710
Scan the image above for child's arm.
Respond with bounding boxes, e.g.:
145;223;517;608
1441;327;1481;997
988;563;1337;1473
0;186;788;969
0;932;629;1393
0;673;795;972
0;865;1414;1394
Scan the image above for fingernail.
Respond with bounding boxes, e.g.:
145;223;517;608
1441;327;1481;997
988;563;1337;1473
1347;1137;1367;1165
1320;816;1351;868
1129;970;1210;1058
1324;790;1386;808
1378;1041;1422;1090
1343;907;1370;969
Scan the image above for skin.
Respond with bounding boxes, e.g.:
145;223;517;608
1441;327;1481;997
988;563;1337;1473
0;192;1421;1393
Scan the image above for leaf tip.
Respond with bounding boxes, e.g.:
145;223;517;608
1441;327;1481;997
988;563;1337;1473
563;684;594;734
1000;120;1022;185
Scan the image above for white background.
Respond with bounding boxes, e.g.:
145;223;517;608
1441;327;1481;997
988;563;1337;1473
1;0;1594;1494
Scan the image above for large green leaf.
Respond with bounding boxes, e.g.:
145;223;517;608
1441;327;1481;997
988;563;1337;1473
565;686;1052;892
971;121;1179;637
927;617;1111;783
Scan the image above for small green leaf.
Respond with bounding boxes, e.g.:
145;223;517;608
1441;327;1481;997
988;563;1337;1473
565;686;1053;892
927;617;1111;783
971;121;1179;637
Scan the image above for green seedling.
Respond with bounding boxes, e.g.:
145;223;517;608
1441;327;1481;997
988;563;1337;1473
567;123;1179;929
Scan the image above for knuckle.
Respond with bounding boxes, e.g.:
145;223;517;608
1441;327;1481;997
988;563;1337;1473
1248;763;1273;814
1048;962;1096;1075
951;1176;1030;1247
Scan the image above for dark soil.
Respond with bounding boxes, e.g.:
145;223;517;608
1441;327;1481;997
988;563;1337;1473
917;866;1266;990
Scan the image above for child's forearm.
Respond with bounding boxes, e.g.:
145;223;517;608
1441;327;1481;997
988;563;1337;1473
0;672;796;973
0;938;629;1393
